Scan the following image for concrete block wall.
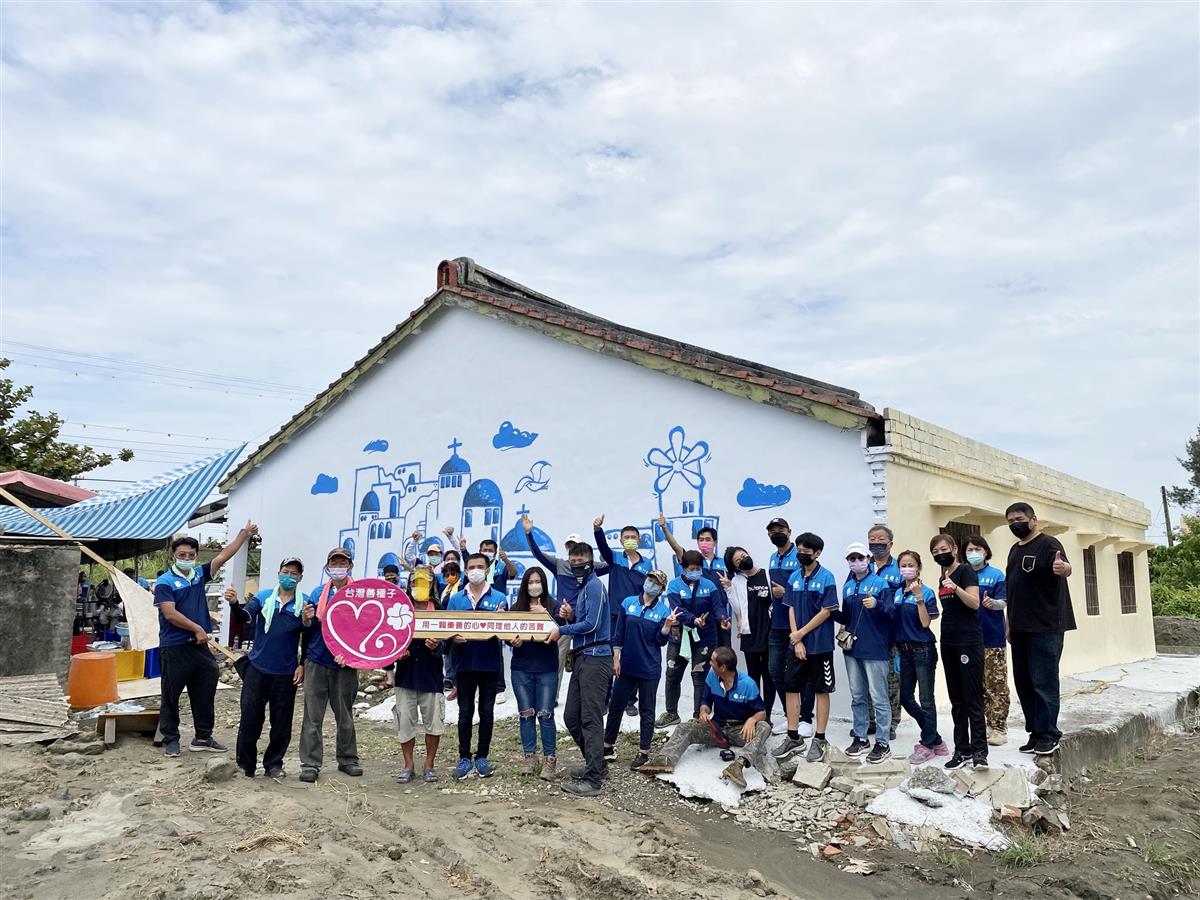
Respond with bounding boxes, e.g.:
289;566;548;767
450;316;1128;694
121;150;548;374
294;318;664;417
0;543;78;678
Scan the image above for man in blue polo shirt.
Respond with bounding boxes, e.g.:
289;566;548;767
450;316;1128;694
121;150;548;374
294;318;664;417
593;514;653;718
548;542;611;798
867;524;904;742
766;517;814;737
153;522;258;758
639;646;777;788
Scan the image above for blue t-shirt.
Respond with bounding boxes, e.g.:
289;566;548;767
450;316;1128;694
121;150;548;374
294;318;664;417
242;589;309;676
559;576;612;657
834;574;895;661
446;587;508;672
510;603;561;674
304;582;343;669
613;593;671;680
975;564;1008;648
700;669;766;725
894;584;939;644
785;564;839;654
768;545;800;630
666;574;725;649
154;563;214;647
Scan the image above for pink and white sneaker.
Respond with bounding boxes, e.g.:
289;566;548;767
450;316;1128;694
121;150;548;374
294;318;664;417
908;744;935;764
932;741;951;757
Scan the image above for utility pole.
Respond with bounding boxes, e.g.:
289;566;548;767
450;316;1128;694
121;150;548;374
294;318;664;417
1161;485;1174;548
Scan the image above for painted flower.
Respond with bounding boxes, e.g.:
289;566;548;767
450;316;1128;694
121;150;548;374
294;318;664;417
645;426;709;496
386;602;413;632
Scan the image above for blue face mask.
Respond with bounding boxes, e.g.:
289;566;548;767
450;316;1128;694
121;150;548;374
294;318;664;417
278;574;299;590
644;582;664;598
683;569;701;583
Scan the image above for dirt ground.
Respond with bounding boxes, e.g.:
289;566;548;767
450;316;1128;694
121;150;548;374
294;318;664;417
1;688;1197;900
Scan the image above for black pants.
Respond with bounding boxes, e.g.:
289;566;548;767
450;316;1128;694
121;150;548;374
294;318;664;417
665;639;711;718
1010;632;1064;742
744;648;776;720
942;643;986;756
158;643;219;744
604;674;658;751
236;663;297;773
456;670;499;760
565;653;613;787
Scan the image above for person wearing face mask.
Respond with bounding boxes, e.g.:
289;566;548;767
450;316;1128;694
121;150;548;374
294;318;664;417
153;522;258;758
298;548;362;783
766;518;814;737
723;546;775;725
930;533;985;770
964;537;1010;747
777;533;839;764
445;526;518;596
593;515;653;718
657;517;732;648
833;544;896;765
508;567;562;780
658;550;727;726
229;556;314;778
547;542;612;797
893;551;948;764
604;569;672;769
445;553;509;780
1004;502;1075;757
866;525;904;743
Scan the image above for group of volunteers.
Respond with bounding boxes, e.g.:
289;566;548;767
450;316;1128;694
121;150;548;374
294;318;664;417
151;499;1075;798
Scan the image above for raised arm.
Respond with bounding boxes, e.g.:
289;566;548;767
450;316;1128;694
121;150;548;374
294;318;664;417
593;516;615;567
523;514;561;570
656;513;685;562
209;521;259;576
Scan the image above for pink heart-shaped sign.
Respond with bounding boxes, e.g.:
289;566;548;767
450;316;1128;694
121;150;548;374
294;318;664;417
322;578;415;669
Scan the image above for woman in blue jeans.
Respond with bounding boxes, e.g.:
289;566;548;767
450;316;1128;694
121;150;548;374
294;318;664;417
894;551;949;764
509;567;561;781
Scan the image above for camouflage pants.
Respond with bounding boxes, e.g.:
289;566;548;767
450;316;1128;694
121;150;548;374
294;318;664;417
983;646;1010;732
866;649;903;735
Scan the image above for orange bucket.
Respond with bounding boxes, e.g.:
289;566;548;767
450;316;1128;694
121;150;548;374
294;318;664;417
66;651;119;708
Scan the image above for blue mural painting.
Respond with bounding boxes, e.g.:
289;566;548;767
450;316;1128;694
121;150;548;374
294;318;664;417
514;460;552;494
363;439;389;453
311;474;339;495
645;425;711;516
492;420;538;450
736;477;792;510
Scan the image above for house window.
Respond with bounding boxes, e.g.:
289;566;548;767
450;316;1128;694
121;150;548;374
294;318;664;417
942;521;980;554
485;507;498;526
1083;546;1099;616
464;509;474;528
1117;551;1137;614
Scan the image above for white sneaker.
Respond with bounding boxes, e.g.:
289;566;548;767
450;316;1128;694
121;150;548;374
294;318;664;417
496;693;509;705
798;722;815;739
771;720;787;736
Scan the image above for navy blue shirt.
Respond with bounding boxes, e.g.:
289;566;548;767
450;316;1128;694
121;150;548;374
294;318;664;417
304;582;344;669
446;586;508;672
975;564;1008;648
768;544;800;631
613;593;671;680
525;532;611;607
394;634;445;693
238;589;308;676
700;669;766;725
785;564;839;654
894;584;939;644
510;604;561;674
559;575;611;657
154;563;214;647
594;527;652;631
833;574;895;661
666;574;726;649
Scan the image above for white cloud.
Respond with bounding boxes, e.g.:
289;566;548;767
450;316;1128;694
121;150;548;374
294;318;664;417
1;0;1196;532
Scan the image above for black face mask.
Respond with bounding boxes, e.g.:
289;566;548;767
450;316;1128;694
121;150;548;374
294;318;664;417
796;552;815;569
769;532;789;548
1009;521;1032;539
571;561;593;584
869;543;889;559
736;556;754;573
933;552;956;568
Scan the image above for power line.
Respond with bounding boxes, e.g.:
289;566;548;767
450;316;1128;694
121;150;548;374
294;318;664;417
60;433;238;452
63;420;247;443
8;358;311;400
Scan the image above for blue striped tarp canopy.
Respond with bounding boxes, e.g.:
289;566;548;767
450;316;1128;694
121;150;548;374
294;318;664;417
0;445;246;539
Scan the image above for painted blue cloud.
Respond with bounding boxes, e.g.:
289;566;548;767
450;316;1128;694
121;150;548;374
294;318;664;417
310;473;339;495
363;439;389;453
736;478;791;510
492;420;538;450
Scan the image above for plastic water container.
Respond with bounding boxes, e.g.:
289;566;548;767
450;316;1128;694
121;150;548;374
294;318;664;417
143;647;161;679
113;649;146;682
66;651;119;708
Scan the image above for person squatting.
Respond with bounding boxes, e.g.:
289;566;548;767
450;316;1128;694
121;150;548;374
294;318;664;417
156;501;1074;798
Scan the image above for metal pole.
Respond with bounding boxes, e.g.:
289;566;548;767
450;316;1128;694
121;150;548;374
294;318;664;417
1161;485;1175;548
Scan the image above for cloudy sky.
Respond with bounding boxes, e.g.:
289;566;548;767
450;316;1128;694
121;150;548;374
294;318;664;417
2;1;1196;539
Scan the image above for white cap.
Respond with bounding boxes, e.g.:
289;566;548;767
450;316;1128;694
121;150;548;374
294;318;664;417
565;533;583;545
845;542;870;558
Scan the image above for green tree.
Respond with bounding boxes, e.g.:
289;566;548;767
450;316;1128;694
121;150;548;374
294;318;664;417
0;358;133;479
1167;424;1200;515
1149;517;1200;619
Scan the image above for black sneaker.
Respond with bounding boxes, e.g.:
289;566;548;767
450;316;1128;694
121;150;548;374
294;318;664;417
1018;737;1036;754
624;704;638;718
844;737;870;758
164;740;181;758
561;779;602;797
655;712;680;728
630;752;649;771
189;737;228;753
773;736;806;760
338;762;363;776
944;753;969;770
241;767;256;778
972;753;989;769
865;742;892;765
298;769;318;783
1033;738;1060;756
603;746;617;762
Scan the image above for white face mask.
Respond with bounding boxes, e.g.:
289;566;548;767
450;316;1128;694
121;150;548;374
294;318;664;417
528;583;544;598
482;551;496;562
327;567;349;580
466;569;487;585
900;566;919;582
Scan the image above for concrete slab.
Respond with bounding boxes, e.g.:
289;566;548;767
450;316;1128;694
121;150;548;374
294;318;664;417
988;767;1032;811
792;761;832;789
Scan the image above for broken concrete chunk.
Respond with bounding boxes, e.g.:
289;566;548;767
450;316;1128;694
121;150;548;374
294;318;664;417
901;786;948;808
906;765;957;794
828;776;855;794
11;804;50;821
203;758;239;783
792;761;832;790
848;784;882;807
1027;767;1049;786
988;767;1032;811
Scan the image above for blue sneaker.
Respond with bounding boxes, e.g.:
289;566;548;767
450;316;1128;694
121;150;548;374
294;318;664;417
474;757;495;778
451;758;474;781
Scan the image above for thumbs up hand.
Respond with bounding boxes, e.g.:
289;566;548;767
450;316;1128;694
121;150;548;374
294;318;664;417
1052;550;1069;576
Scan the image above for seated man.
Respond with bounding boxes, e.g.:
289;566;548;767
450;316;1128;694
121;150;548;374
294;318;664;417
639;646;778;788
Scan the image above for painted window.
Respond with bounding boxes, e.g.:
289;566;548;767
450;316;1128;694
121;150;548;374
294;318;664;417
390;496;400;517
485;507;499;526
464;509;474;528
342;538;355;559
1117;551;1137;614
385;522;392;539
1083;546;1100;616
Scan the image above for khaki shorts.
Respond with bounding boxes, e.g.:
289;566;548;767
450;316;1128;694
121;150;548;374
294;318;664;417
392;687;445;743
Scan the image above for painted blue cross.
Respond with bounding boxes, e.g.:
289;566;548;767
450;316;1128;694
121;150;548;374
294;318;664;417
447;437;463;454
515;504;530;517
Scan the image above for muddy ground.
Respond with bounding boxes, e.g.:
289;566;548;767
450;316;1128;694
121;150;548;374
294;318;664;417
1;689;1196;900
